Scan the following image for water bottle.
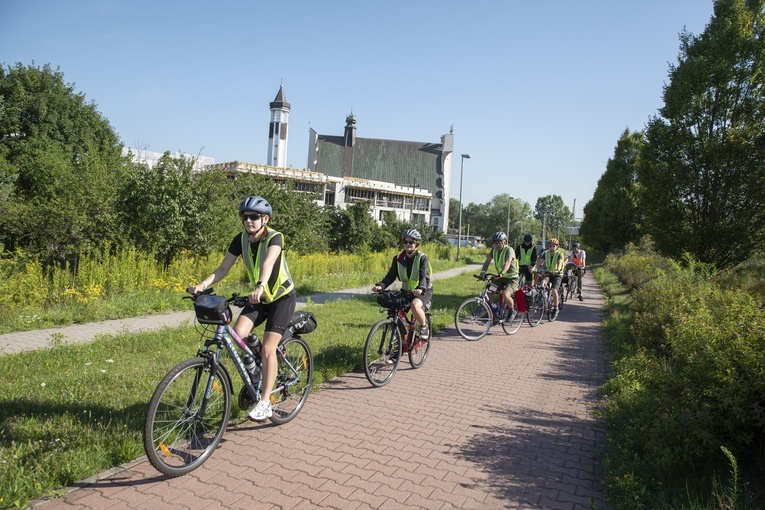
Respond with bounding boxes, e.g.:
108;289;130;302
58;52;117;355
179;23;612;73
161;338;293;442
243;354;260;379
492;303;499;315
245;334;261;351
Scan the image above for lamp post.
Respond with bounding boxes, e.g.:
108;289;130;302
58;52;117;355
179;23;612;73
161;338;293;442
457;153;471;260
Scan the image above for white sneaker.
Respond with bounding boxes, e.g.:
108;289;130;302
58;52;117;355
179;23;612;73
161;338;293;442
419;325;429;340
248;400;272;421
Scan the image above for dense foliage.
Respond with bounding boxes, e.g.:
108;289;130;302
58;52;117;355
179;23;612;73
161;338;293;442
584;0;765;267
601;244;765;508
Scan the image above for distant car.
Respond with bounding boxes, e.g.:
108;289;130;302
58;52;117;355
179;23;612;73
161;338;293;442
449;239;476;249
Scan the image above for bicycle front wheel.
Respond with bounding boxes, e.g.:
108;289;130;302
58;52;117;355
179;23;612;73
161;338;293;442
408;314;432;368
455;298;492;341
364;318;402;387
143;357;231;477
270;336;314;425
501;303;523;335
547;292;559;322
527;291;544;327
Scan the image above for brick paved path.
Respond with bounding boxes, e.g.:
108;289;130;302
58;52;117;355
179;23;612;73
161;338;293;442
29;272;609;509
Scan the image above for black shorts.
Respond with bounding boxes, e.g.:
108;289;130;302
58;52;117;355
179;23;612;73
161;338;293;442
548;274;563;292
239;290;297;335
413;288;433;311
519;265;533;281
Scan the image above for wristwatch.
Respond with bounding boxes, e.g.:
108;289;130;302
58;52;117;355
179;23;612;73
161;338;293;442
255;281;264;288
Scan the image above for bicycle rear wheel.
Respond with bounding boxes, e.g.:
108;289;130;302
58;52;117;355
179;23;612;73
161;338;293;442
270;336;314;424
364;318;402;387
547;292;559;322
455;298;492;341
501;303;523;335
527;291;544;327
408;314;432;368
143;357;231;477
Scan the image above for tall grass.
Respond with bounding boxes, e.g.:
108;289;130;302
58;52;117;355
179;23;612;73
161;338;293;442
0;244;468;334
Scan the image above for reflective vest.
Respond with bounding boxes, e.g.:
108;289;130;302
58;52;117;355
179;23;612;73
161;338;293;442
544;249;564;274
518;245;534;266
570;250;585;267
492;245;519;278
397;252;430;291
241;230;294;303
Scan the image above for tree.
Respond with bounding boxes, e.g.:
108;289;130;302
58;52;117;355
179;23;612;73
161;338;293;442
638;0;765;267
534;195;571;244
0;63;127;264
581;129;643;252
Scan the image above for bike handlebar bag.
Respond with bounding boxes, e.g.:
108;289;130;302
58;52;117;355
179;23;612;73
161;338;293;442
376;291;406;310
194;294;232;325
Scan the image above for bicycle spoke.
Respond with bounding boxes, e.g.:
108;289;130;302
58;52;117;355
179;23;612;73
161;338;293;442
270;337;314;424
455;299;492;341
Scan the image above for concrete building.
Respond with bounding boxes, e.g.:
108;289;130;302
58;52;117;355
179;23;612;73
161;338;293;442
201;86;454;232
122;147;215;172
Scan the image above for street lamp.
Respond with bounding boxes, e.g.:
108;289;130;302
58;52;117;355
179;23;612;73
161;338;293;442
457;153;471;260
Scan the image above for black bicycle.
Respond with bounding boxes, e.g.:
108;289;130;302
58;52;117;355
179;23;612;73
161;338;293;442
143;289;315;476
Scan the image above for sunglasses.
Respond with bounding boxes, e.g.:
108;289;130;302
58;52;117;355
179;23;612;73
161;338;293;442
242;213;263;222
403;239;417;245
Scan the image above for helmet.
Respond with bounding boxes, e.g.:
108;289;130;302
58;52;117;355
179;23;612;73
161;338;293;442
548;238;559;245
491;232;507;243
572;242;580;249
402;229;421;241
523;234;532;243
239;195;272;216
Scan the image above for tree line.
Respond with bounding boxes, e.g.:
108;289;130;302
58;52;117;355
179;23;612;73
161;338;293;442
0;62;445;269
581;0;765;269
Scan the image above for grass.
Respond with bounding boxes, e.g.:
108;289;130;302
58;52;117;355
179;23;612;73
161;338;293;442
0;270;483;509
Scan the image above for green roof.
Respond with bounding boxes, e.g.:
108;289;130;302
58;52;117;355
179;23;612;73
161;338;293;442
315;135;446;199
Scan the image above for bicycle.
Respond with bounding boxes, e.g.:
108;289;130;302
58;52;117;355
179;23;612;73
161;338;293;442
143;289;315;476
564;263;585;301
454;274;524;341
529;271;560;324
363;290;432;387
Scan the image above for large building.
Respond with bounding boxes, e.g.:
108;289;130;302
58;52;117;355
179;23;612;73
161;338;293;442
203;87;455;232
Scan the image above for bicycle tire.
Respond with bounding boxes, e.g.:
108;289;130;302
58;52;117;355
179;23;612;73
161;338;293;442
527;291;544;327
455;298;492;341
143;357;231;477
501;302;523;335
364;318;402;387
408;314;432;368
269;336;314;424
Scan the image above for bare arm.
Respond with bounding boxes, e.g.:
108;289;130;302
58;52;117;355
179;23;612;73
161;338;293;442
187;252;238;294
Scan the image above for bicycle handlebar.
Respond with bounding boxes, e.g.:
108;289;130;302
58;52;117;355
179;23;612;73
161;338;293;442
185;289;253;308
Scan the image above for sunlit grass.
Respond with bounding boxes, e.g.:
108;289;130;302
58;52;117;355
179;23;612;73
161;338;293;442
0;270;480;509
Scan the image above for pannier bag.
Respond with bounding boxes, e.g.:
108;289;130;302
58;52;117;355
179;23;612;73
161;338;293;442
194;294;232;325
376;291;407;310
522;285;535;311
514;288;528;313
289;311;317;335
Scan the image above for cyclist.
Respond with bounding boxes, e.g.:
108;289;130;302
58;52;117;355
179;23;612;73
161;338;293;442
372;229;433;340
187;195;296;422
533;237;565;316
479;231;520;319
516;234;537;286
565;242;586;301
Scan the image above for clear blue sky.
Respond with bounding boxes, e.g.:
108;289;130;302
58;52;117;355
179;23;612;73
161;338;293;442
1;0;715;216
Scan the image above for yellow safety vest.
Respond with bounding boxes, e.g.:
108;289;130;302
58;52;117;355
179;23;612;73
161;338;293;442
544;249;564;274
241;230;294;303
492;245;519;278
396;252;431;291
519;245;534;266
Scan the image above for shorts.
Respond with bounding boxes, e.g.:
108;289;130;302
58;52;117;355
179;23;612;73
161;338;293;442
519;265;533;281
548;274;562;292
495;276;520;294
239;290;297;335
413;288;433;311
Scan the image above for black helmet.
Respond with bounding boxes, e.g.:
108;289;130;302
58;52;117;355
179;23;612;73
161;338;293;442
402;229;422;241
572;242;580;249
239;195;272;216
523;234;532;243
491;232;507;243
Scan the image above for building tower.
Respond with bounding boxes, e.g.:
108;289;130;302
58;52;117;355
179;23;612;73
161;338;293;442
267;85;290;167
